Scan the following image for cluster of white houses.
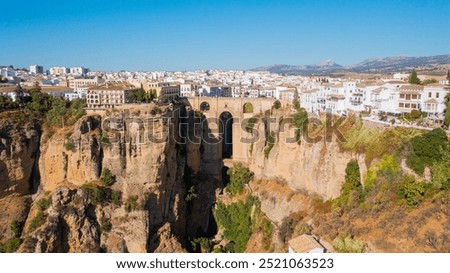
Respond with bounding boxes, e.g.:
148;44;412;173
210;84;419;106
1;64;449;122
81;80;448;123
299;80;448;117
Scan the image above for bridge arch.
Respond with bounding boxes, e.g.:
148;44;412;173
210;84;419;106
200;101;210;112
243;102;254;113
219;111;233;159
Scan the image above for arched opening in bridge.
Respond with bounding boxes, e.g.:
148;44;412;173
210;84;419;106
243;102;254;113
219;111;233;159
200;101;210;112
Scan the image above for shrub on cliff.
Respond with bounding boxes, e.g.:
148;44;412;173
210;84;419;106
0;237;21;253
226;163;253;195
397;175;425;208
333;160;363;209
214;196;256;252
100;168;116;187
406;128;449;175
292;109;308;143
263;131;276;158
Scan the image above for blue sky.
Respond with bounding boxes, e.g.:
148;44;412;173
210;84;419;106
1;0;449;71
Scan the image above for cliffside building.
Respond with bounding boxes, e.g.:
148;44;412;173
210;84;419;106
86;85;138;108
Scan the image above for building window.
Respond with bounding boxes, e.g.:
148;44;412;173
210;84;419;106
399;103;404;108
400;94;405;99
429;92;432;98
436;93;439;98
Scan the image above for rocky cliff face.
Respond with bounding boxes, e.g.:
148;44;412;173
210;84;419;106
0;106;366;252
0;106;214;252
0;118;40;242
248;117;353;200
0;119;41;198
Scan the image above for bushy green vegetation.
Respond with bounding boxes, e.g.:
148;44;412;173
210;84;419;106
99;218;112;233
397;175;425;208
124;196;139;213
408;70;421;84
263;131;276;158
11;220;24;238
364;154;400;190
406;128;448;175
332;235;365;253
334;123;449;214
341;120;420;165
226;163;254;196
292;109;308;143
16;84;87;127
66;99;86;125
333;161;363;208
129;88;150;103
402;109;424;122
245;117;257;133
214;195;273;253
214;196;257;253
431;148;450;190
36;198;51;211
81;183;104;206
0;237;21;253
64;138;75;151
28;211;46;232
190;237;212;253
0;220;25;253
185;186;198;202
111;190;122;205
100;168;116;187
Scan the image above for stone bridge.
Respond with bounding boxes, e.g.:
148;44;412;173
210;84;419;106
187;97;276;176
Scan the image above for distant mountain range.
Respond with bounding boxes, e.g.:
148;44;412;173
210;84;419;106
251;54;450;75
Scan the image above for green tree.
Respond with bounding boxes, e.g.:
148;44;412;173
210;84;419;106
27;88;49;114
45;97;67;127
408;70;421;84
130;88;149;102
447;70;450;82
226;163;254;195
67;98;86;125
